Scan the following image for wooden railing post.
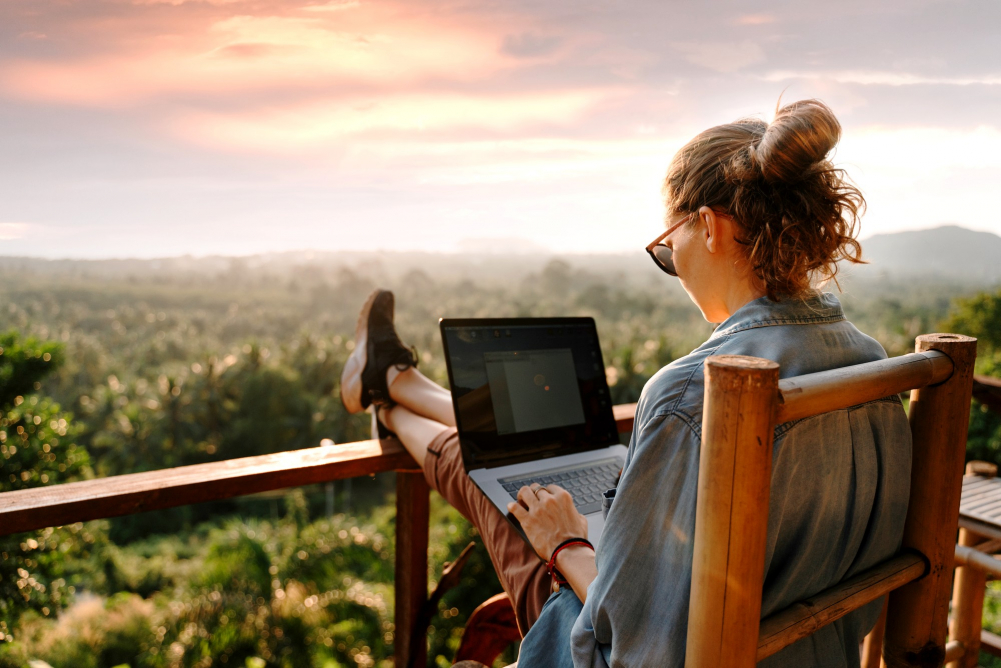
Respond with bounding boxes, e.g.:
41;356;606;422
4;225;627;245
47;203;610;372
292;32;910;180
947;527;987;668
394;470;430;668
884;334;977;668
946;461;994;668
686;355;779;668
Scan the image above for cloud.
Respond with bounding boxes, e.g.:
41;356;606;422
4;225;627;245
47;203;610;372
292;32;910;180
838;125;1001;236
175;89;615;152
131;0;245;5
737;15;775;25
0;5;512;107
301;0;361;12
673;40;766;74
210;42;294;59
410;136;673;186
0;223;30;240
842;124;1001;172
765;70;1001;86
501;32;561;58
3;0;1001;257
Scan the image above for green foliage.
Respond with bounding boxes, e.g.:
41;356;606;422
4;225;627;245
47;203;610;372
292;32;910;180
1;261;998;666
965;356;1001;466
0;331;103;642
981;581;1001;663
0;593;157;668
424;499;512;667
1;395;87;491
81;337;363;478
0;332;62;410
943;289;1001;642
0;501;500;668
940;289;1001;466
839;277;968;358
944;288;1001;354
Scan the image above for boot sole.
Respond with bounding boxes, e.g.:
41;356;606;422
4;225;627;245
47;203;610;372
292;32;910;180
340;290;378;414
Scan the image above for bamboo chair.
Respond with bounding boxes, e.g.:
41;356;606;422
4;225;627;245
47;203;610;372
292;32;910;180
940;459;1001;668
450;333;977;667
688;333;977;668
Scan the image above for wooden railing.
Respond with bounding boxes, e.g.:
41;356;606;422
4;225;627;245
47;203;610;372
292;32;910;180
0;403;636;667
974;374;1001;415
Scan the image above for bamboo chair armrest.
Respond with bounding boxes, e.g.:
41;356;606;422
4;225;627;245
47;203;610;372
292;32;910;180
756;551;928;661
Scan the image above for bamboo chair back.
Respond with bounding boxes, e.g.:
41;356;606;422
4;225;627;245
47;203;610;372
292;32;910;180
684;334;977;668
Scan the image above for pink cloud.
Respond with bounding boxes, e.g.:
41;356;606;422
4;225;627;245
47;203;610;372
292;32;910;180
0;223;31;240
0;2;517;108
0;0;630;157
737;14;776;25
173;88;615;153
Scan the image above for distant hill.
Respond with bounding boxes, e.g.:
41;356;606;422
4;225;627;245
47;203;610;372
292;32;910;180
859;225;1001;282
1;224;998;286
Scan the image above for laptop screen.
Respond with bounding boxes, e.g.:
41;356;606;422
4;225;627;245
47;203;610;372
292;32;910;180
440;317;619;469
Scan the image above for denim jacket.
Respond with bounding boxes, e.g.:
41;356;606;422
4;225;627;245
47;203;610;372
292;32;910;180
518;293;912;668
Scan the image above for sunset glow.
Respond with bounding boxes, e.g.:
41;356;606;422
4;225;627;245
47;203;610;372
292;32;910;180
1;0;999;257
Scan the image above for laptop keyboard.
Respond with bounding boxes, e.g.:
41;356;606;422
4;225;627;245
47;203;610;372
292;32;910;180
500;458;623;515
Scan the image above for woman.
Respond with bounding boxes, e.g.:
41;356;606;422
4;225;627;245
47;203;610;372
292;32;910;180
340;99;911;667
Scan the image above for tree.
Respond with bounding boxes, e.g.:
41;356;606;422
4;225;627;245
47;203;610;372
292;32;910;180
942;290;1001;465
943;288;1001;354
0;331;101;643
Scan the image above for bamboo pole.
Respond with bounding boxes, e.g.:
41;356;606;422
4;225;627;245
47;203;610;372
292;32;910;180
967;537;1001;555
948;461;995;668
943;642;966;663
685;355;780;668
776;350;953;423
954;543;1001;578
394;470;430;668
756;552;926;661
883;334;978;668
861;598;889;668
948;530;988;668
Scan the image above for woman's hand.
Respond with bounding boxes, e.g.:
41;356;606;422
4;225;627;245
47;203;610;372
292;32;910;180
507;483;589;562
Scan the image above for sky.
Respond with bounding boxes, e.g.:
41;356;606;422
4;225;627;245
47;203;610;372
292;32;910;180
1;0;1000;258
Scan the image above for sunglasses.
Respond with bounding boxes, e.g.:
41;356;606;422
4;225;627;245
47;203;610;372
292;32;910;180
645;212;695;277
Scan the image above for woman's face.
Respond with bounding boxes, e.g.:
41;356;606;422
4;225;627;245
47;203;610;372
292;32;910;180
664;212;716;319
663;207;763;323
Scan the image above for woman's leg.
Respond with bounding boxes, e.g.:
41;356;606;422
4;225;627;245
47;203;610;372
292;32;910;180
367;366;455;468
384;404;552;635
379;402;450;468
387;366;455;428
340;290;551;631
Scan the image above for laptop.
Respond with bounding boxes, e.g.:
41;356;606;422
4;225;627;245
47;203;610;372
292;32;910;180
439;317;627;544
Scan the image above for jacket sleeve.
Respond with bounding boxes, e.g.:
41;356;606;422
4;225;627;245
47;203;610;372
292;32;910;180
570;411;702;668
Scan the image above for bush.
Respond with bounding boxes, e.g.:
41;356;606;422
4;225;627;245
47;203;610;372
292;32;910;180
1;331;103;642
942;290;1001;466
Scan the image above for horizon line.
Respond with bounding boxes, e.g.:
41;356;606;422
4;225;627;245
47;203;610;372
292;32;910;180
0;224;995;264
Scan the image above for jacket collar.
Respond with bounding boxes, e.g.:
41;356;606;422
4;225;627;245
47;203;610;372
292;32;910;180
709;292;846;340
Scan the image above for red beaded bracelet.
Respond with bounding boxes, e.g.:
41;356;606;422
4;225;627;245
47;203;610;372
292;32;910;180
547;538;594;585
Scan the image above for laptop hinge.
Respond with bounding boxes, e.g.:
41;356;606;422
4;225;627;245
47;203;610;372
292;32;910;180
476;442;568;469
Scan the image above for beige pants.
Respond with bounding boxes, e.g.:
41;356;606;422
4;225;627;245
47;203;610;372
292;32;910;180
423;427;552;636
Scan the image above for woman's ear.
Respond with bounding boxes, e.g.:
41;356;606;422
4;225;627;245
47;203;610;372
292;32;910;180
700;206;720;254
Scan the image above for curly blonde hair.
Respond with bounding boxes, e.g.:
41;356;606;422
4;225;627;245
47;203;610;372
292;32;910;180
663;99;865;300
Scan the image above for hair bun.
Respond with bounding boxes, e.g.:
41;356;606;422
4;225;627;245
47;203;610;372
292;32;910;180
752;99;841;184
